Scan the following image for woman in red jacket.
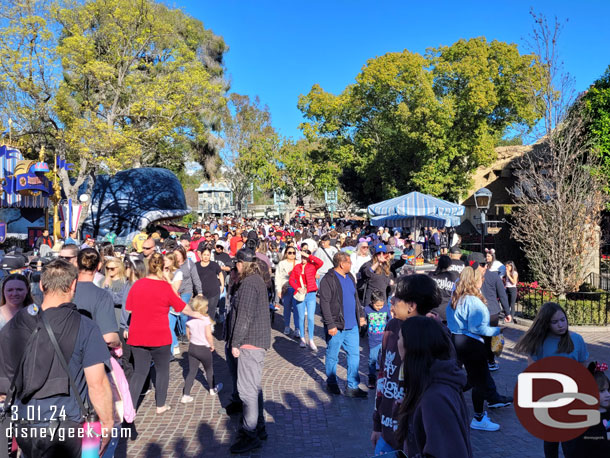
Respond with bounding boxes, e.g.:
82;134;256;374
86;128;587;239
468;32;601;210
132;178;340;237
126;253;203;414
289;249;323;351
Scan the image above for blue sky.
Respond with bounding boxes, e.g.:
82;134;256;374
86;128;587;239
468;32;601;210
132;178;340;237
179;0;610;141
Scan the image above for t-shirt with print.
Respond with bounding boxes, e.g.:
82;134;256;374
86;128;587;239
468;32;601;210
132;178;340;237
365;304;392;347
15;316;110;423
73;281;118;335
532;331;589;362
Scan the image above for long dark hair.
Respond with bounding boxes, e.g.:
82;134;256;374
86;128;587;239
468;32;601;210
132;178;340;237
396;316;452;443
514;302;574;356
1;273;34;307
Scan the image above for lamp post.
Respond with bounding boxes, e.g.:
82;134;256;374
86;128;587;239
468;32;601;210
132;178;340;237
474;187;492;253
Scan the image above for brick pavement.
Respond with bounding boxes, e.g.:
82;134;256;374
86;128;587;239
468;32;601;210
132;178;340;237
115;312;609;458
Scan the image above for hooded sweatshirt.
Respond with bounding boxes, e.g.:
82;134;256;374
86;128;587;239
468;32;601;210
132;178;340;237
372;319;404;450
406;359;472;458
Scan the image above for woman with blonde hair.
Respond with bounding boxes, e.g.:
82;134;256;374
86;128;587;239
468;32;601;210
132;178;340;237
103;256;128;325
164;252;184;356
446;266;511;433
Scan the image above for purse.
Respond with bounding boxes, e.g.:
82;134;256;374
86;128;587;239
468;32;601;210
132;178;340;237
294;266;307;302
491;332;505;357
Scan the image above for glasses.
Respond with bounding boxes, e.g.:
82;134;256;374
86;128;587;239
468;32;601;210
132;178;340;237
142;246;155;250
106;266;117;271
286;251;296;255
59;255;75;260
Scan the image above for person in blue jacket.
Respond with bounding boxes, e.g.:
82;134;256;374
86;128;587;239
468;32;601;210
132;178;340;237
446;267;512;433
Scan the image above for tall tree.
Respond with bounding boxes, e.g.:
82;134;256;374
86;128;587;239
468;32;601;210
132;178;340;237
222;94;279;215
582;65;610;197
511;12;607;294
0;0;228;200
298;38;543;204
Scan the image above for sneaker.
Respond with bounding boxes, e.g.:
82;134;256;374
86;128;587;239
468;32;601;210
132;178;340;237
470;412;500;431
173;347;180;356
300;338;307;348
284;327;292;336
488;362;499;371
230;430;262;454
292;329;300;339
327;383;341;395
368;376;376;389
181;395;193;404
488;395;513;409
309;340;317;352
210;382;224;396
345;387;368;398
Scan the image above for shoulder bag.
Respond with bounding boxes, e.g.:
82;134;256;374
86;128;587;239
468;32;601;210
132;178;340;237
294;265;307;302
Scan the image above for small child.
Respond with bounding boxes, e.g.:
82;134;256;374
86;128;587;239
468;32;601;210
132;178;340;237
365;291;392;388
181;296;223;403
578;362;610;456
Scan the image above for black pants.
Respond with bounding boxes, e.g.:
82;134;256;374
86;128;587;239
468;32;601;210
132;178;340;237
130;345;171;408
184;343;214;395
453;334;497;414
507;287;517;317
119;332;134;382
543;438;580;458
484;313;499;364
206;294;219;321
15;421;82;458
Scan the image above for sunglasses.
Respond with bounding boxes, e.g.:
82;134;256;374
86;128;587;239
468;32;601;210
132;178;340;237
286;251;296;254
106;266;118;271
59;255;76;260
142;246;155;250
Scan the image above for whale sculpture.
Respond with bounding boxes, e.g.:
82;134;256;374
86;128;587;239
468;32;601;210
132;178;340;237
81;167;190;238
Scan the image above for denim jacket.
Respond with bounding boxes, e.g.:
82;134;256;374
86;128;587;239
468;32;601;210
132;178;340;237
446;295;499;343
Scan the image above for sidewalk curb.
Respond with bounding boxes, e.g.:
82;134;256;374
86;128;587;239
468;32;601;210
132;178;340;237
504;318;610;333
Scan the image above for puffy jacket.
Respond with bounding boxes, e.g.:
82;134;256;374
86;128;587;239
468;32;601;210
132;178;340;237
289;255;323;294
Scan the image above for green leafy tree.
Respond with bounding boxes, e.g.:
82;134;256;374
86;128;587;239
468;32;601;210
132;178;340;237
0;0;228;201
274;138;339;206
582;66;610;196
299;37;543;204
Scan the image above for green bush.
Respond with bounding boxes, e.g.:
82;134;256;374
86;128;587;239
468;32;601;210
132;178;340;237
517;290;610;325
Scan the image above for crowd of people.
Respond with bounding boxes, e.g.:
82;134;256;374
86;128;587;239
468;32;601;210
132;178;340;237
0;217;606;458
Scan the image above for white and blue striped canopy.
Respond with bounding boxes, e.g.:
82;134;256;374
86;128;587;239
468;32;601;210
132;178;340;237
367;191;464;227
368;191;465;217
370;214;462;228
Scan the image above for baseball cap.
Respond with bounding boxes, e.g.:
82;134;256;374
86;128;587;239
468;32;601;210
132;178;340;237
373;243;387;254
193;229;202;234
449;246;461;255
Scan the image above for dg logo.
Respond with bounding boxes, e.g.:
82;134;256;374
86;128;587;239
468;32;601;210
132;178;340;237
514;356;600;442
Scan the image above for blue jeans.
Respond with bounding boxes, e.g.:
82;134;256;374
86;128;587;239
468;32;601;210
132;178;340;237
178;293;192;335
368;342;382;377
325;326;360;389
169;313;180;352
296;292;316;341
374;435;395;454
282;287;299;329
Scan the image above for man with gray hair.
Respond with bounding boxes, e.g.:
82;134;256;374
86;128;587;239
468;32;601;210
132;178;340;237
0;259;114;457
319;251;367;398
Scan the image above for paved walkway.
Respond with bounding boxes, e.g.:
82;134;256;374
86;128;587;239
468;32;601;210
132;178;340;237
115;311;609;458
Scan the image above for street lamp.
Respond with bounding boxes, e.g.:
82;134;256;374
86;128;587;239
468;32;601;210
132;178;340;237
474;187;492;253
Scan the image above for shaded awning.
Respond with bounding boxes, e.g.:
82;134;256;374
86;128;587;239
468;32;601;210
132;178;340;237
160;223;189;233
